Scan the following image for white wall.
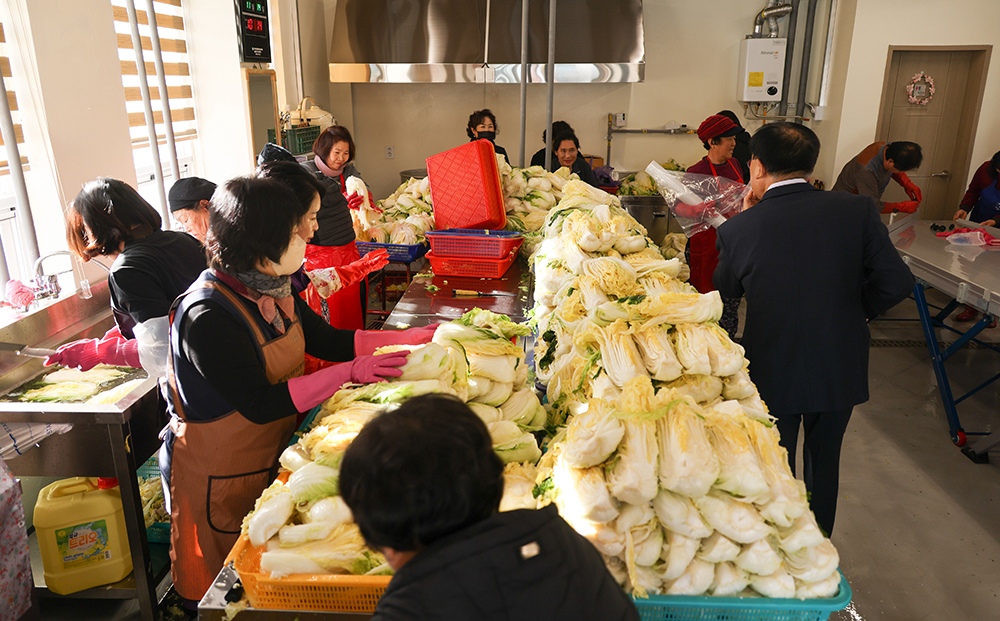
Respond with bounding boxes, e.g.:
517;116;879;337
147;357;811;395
185;2;256;182
835;0;1000;191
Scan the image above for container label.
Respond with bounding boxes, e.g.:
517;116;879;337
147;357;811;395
56;520;111;569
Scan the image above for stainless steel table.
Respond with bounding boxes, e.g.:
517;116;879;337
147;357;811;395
890;220;1000;462
383;259;533;329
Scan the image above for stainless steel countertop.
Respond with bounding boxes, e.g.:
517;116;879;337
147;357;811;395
890;220;1000;315
383;259;533;329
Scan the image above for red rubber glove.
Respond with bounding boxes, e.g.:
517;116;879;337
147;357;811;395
882;200;919;214
286;352;408;411
335;249;389;286
347;192;365;211
354;324;440;356
44;326;141;370
892;172;923;203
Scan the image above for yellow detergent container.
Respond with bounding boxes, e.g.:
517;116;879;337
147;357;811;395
33;477;133;595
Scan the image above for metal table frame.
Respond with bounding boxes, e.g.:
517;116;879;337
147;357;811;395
891;220;1000;463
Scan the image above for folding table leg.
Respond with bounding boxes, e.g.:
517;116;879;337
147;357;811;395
913;283;966;445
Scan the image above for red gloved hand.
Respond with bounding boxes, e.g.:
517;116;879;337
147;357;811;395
286;352;408;412
336;249;389;287
45;327;141;370
892;172;923;203
883;200;919;214
354;324;440;356
347;192;365;211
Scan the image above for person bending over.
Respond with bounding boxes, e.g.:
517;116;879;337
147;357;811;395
339;394;638;621
832;140;923;214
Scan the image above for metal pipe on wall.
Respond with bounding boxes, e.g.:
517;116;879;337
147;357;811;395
817;0;839;110
518;0;529;167
145;0;179;187
124;0;170;225
778;0;799;117
0;70;38;274
795;0;819;122
543;0;556;169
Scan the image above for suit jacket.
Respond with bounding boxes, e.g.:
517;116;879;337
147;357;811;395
714;183;914;414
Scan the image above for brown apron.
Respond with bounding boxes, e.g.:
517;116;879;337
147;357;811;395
167;281;304;601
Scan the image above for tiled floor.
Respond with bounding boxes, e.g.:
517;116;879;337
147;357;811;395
33;288;1000;620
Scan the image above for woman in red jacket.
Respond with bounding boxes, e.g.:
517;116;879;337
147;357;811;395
952;150;1000;325
685;114;744;337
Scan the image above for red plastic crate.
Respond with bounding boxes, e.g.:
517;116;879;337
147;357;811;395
425;140;506;230
426;248;518;278
424;229;523;258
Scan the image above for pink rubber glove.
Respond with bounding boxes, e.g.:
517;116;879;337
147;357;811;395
892;172;923;203
287;352;408;412
354;324;440;357
335;249;389;287
883;200;918;214
44;326;141;370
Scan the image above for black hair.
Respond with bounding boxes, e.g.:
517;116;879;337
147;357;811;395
749;122;820;177
339;394;505;552
552;130;580;152
257;142;298;166
885;141;923;172
703;136;727;150
988;150;1000;179
253;161;326;220
312;125;356;164
467;109;498;140
542;120;573;144
204;177;300;273
66;178;161;260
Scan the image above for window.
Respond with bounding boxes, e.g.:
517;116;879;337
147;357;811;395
0;21;32;282
111;0;198;210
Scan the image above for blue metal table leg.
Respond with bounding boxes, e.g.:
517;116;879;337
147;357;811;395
913;282;966;444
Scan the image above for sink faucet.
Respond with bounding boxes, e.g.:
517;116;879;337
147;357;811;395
31;251;110;300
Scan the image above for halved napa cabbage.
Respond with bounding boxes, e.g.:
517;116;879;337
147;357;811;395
581;256;641;298
665;558;715;596
735;537;782;575
657;400;719;498
499;462;538;511
574;320;647;388
632;324;684;382
750;566;796;598
710;562;750;596
562;400;625;468
637;290;723;326
697;531;741;563
703;406;770;500
694;490;771;544
782;540;839;583
552;454;619;524
662;530;700;581
674;323;712;376
606;419;659;505
652;488;712;539
722;367;756;400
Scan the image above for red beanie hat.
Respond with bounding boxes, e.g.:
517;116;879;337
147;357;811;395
697;115;740;143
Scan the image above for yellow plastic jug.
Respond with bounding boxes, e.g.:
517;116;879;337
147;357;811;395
33;477;133;595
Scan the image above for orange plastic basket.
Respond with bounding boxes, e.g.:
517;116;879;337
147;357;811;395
426;248;519;278
229;533;390;612
425;140;506;230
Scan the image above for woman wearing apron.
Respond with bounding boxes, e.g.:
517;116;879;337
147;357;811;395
685;114;745;338
301;125;370;332
953;150;1000;325
165;176;434;610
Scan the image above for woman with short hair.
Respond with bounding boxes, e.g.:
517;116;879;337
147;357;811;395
164;174;433;610
467;108;509;163
300;125;370;331
49;178;206;375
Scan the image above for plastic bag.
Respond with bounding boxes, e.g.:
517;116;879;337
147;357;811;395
946;230;987;246
0;421;73;460
646;161;751;237
133;316;169;378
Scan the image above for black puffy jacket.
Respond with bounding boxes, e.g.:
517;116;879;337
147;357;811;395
371;505;639;621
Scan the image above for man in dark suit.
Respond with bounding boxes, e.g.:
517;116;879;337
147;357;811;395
714;123;914;535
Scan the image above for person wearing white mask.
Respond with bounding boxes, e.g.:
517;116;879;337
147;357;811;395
163;176;435;611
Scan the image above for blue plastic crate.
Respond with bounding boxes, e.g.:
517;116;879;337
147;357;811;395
356;241;428;263
631;571;851;621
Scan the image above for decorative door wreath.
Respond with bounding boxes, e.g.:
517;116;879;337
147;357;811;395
906;71;935;106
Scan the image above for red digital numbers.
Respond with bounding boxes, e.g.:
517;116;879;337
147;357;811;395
245;18;264;32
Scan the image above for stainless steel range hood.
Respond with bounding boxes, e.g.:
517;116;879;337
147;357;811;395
328;0;644;84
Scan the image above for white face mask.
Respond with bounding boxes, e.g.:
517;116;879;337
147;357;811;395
270;234;307;276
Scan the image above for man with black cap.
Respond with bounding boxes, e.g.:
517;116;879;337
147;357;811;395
168;177;216;242
684;114;746;337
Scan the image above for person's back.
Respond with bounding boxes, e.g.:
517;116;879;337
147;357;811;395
374;505;636;621
339;394;638;621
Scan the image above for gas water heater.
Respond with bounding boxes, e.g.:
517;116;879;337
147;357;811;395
737;38;787;102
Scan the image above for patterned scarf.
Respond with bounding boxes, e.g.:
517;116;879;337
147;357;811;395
213;269;295;334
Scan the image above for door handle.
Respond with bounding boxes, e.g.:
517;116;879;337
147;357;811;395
931;170;950;178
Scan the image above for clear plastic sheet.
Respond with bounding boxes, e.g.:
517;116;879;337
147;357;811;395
0;421;73;460
645;161;751;237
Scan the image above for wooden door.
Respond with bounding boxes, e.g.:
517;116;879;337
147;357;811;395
877;48;989;220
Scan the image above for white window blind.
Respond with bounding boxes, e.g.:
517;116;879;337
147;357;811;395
0;22;28;178
111;0;198;153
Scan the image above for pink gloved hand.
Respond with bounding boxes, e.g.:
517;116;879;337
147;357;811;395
883;200;919;214
286;352;408;411
5;280;34;307
892;172;923;203
44;326;141;370
354;324;440;356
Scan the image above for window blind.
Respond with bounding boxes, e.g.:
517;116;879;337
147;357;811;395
0;23;29;176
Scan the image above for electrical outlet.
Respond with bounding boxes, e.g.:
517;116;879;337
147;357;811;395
385;146;394;159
